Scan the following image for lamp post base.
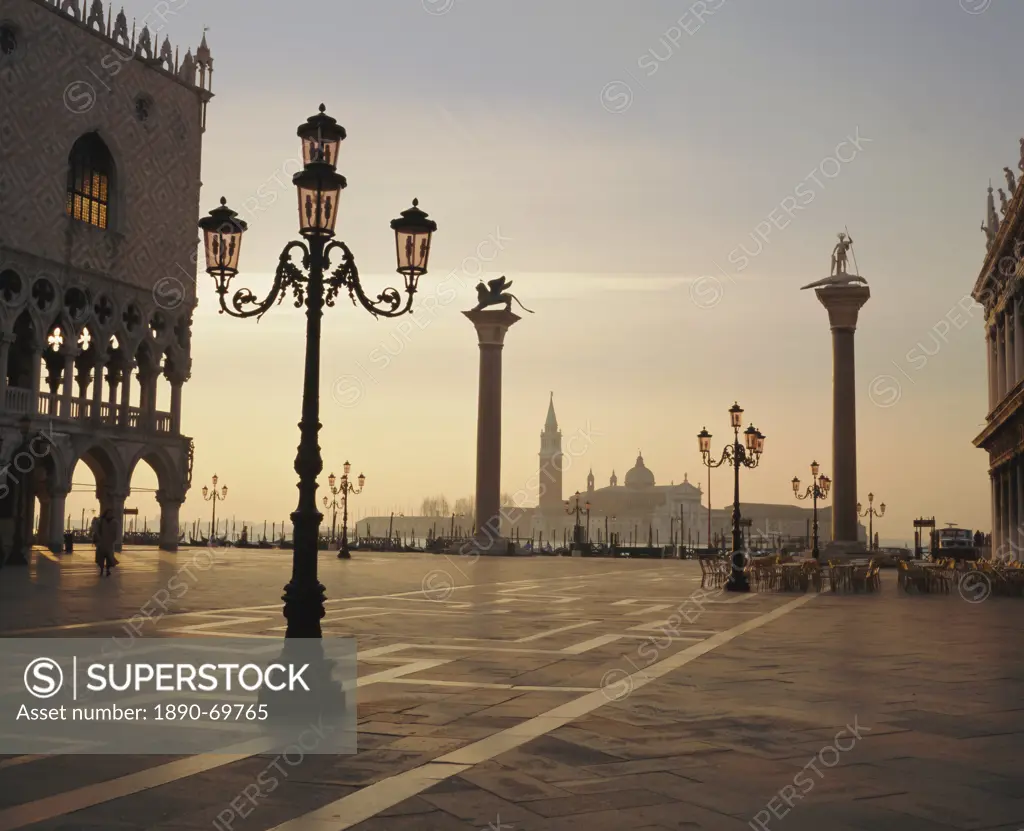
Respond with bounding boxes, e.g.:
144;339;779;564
725;573;751;592
281;578;327;639
337;548;351;560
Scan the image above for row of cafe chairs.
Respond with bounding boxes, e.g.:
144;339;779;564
750;556;881;594
898;557;1024;596
698;555;730;589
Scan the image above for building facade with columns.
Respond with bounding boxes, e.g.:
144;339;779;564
973;150;1024;560
0;0;212;557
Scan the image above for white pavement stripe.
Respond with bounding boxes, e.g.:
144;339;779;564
513;621;596;643
0;661;446;831
267;594;816;831
610;599;638;606
629;604;673;615
0;738;273;831
4;570;632;635
380;679;595;692
560;634;623;654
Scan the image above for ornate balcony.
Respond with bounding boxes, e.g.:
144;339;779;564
2;386;174;433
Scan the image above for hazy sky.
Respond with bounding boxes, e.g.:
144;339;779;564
66;0;1018;541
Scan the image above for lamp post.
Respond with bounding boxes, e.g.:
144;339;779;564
201;475;227;542
565;491;585;546
324;462;365;559
585;501;591;543
857;493;886;551
198;104;437;639
698;402;765;592
792;461;830;560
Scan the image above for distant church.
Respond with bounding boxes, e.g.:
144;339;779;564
532;394;702;543
530;394;847;547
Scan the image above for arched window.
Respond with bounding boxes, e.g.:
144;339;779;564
66;133;113;229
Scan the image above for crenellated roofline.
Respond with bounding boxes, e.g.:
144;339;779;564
28;0;214;100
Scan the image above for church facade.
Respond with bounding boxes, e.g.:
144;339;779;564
0;0;212;557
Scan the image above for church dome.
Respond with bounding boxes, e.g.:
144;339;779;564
624;453;655;488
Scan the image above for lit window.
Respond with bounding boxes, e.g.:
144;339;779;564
66;133;113;229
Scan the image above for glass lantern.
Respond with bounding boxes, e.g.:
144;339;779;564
697;427;711;454
729;402;743;428
293;163;346;237
297;104;346;168
792;476;801;494
744;424;758;451
198;200;247;278
390;199;437;281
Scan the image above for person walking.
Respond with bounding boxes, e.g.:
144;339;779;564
93;509;118;576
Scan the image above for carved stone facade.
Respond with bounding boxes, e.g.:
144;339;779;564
973;144;1024;561
0;0;211;557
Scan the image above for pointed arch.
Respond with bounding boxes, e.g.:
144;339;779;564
66;133;114;229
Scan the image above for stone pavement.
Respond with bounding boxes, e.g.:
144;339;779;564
0;546;1022;830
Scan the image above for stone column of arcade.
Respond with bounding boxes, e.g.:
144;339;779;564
463;306;521;555
801;232;869;561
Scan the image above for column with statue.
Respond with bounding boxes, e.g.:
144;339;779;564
463;277;533;556
801;232;870;561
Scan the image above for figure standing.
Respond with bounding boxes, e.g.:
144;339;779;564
999;188;1010;215
1004;166;1017;194
94;508;118;576
830;232;854;275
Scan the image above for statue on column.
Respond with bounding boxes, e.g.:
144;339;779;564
800;233;868;290
472;276;534;313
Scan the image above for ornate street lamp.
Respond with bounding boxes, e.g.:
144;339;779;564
565;491;584;546
698;402;765;592
792;461;830;560
199;105;437;639
201;474;227;543
324;462;365;559
857;493;886;552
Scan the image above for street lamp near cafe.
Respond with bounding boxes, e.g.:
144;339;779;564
698;402;765;592
792;461;830;560
198;104;437;639
857;493;886;551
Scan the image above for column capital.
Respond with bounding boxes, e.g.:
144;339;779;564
463;309;521;346
815;285;871;331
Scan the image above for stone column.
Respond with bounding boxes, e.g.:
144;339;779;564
1017;461;1024;561
157;496;183;552
119;362;134;428
101;489;129;552
46;487;69;553
992;470;1002;558
986;326;997;413
997;319;1007;403
1016;298;1024;386
91;357;106;424
463;308;521;554
29;347;42;413
1010;461;1020;559
815;285;870;559
59;349;77;419
0;333;13;410
1006;308;1017;395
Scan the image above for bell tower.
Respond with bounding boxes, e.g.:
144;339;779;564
538;392;563;513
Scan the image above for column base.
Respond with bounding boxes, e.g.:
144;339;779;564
461;534;526;556
821;540;868;563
